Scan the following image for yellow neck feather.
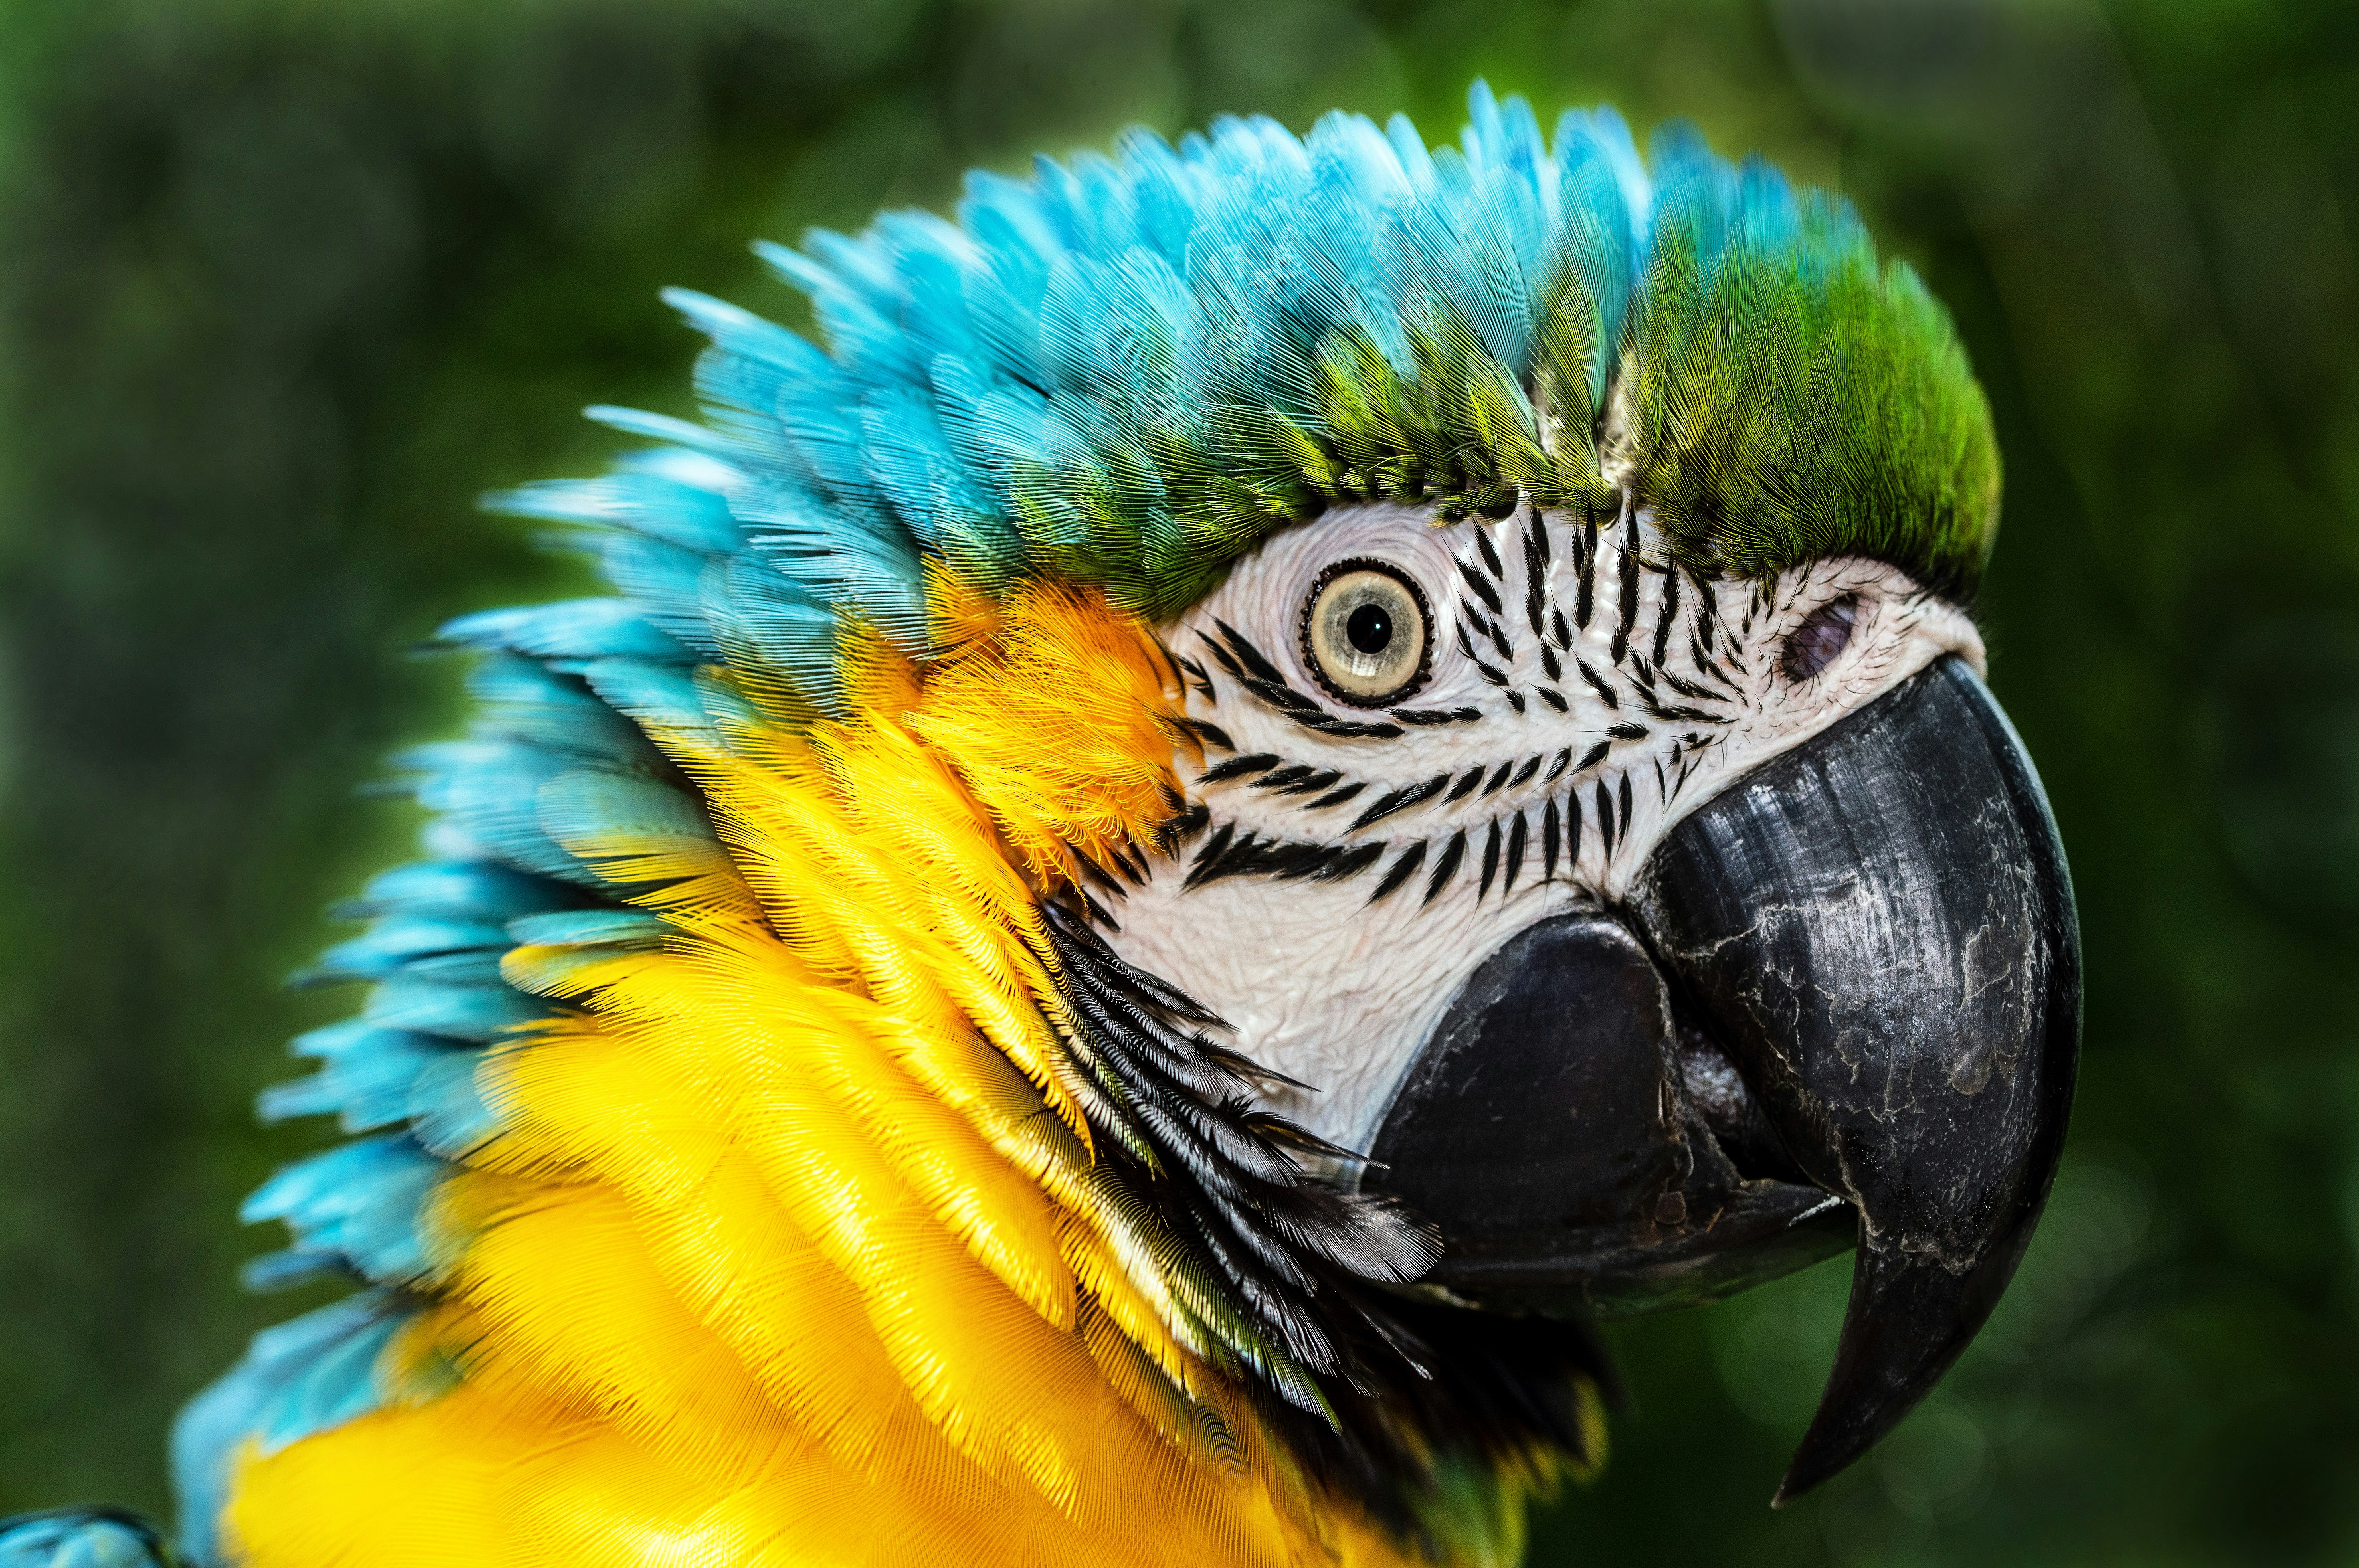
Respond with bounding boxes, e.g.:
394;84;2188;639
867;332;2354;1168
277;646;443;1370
224;581;1512;1568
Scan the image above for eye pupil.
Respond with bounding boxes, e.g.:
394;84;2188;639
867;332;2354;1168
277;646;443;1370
1301;560;1431;707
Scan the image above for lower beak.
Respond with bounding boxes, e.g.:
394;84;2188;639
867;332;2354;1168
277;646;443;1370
1364;655;2081;1501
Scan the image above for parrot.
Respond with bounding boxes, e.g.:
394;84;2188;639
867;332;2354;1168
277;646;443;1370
1;83;2078;1568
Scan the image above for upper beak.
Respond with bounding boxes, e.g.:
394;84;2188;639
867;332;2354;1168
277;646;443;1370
1364;655;2081;1501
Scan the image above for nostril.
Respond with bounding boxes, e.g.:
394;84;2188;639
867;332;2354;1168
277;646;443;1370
1672;1010;1811;1187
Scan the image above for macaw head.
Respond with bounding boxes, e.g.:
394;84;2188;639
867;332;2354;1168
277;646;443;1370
186;83;2077;1568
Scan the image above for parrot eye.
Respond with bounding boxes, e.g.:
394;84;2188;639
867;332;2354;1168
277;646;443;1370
1301;559;1432;706
1781;594;1859;683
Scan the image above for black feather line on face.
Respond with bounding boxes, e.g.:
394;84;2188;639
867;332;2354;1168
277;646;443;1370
1180;590;1649;885
1654;566;1680;670
1303;780;1368;811
1474;525;1505;580
1350;774;1452;832
1179;716;1237;751
1577;518;1597;629
1458;557;1504;615
1186;830;1394;890
1655;666;1722;704
1180;628;1556;846
1246;676;1326;718
1320;840;1389;882
1310;716;1410;739
1651;703;1722;725
1271;768;1344;797
1201;753;1281;784
1213;619;1291;686
1688;625;1722;686
1077;854;1130;904
1612;530;1639;666
1178;727;1628;898
1169;506;1749;929
1189;625;1431;741
1369;840;1427;903
1575;659;1618;709
1423;830;1467;904
1523;521;1549;641
1188;821;1239;883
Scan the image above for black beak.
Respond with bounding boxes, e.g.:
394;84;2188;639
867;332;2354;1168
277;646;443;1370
1364;655;2080;1502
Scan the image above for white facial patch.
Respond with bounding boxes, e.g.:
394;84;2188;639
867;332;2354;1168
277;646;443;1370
1096;500;1984;1151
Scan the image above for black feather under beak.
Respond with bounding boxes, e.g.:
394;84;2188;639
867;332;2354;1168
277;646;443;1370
1365;655;2080;1503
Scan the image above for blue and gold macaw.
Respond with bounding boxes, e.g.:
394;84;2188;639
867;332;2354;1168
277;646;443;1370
3;85;2077;1568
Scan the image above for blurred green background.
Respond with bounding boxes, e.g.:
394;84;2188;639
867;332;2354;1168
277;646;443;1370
2;0;2356;1562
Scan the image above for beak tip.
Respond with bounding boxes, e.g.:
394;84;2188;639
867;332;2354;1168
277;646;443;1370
1767;1245;2020;1507
1770;1423;1865;1511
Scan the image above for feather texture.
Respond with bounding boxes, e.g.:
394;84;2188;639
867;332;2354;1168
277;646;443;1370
180;81;1991;1568
223;581;1494;1568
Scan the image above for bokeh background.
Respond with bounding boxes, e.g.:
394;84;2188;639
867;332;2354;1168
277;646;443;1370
2;0;2356;1562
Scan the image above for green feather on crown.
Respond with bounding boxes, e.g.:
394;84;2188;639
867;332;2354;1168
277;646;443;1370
485;82;1997;720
